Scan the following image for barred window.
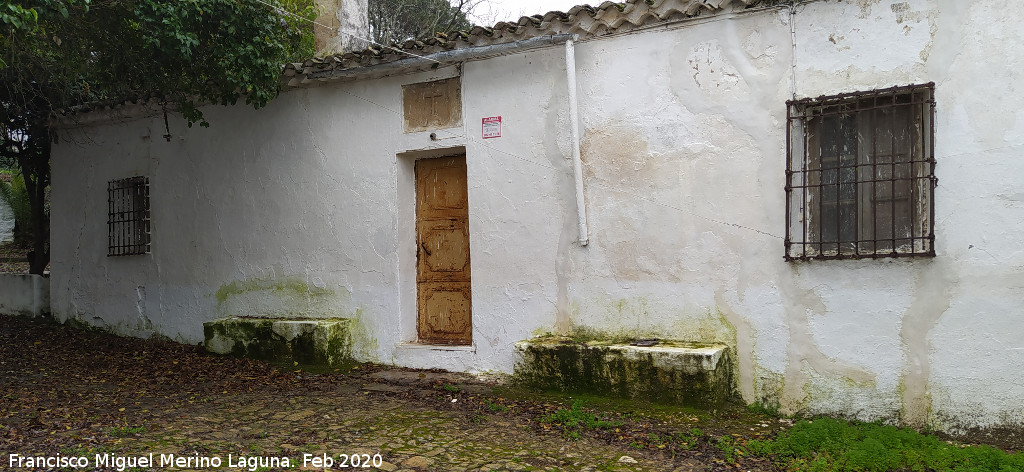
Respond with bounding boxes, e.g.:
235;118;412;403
785;84;936;260
108;176;150;256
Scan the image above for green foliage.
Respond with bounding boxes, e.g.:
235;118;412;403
715;435;745;463
3;0;318;129
540;400;619;440
0;172;35;246
674;427;705;450
368;0;474;46
1;1;84;33
126;0;316;126
1;1;89;70
486;400;508;412
1;0;316;273
747;417;1024;472
1;3;40;33
747;401;781;417
646;432;667;446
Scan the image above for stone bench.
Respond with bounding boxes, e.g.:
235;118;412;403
513;338;733;408
203;317;352;368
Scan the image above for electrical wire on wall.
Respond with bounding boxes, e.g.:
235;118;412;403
251;0;816;241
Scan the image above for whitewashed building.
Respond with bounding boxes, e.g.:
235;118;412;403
50;0;1024;434
0;201;13;244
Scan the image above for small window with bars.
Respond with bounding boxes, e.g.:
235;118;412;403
108;176;150;256
785;83;936;261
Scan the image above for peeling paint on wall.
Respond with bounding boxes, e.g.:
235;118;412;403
49;0;1024;434
899;259;955;427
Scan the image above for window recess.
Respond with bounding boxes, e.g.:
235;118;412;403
785;83;936;261
107;176;150;257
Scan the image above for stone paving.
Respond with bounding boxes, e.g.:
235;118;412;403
130;387;661;472
0;315;779;471
74;371;740;471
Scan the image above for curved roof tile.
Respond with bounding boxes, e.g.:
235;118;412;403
283;0;762;81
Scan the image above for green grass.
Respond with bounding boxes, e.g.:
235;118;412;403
486;400;509;412
747;401;782;417
674;428;706;449
108;425;147;437
747;417;1024;472
715;434;744;463
539;400;620;440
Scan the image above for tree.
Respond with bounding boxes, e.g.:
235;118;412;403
0;171;33;247
368;0;478;46
1;0;316;274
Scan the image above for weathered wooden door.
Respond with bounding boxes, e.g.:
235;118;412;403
416;156;472;345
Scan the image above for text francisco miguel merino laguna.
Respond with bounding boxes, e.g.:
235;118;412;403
7;452;367;471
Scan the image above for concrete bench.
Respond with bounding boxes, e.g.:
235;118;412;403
514;338;733;408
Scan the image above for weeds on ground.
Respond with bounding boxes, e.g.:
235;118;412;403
486;400;508;412
108;425;147;437
746;417;1024;472
674;428;706;450
539;400;620;440
715;434;745;463
747;401;782;417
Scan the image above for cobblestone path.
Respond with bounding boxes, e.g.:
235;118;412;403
0;316;780;471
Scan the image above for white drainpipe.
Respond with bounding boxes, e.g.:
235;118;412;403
565;36;589;246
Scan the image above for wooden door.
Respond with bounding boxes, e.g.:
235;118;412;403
416;156;472;345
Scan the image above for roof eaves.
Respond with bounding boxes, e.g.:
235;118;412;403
284;0;767;84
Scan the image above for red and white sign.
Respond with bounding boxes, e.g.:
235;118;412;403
482;116;502;139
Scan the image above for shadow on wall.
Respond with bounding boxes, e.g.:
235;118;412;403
0;274;49;317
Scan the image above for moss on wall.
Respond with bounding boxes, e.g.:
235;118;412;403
565;302;744;400
213;276;340;319
214;277;332;306
203;317;353;368
208;277;382;363
343;309;379;362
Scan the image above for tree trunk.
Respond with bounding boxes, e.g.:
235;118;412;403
27;176;49;275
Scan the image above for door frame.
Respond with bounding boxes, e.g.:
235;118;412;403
395;146;473;346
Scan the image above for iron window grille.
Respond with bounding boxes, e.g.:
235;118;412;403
785;83;936;261
107;176;150;256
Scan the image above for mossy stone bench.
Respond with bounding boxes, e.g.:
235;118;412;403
513;339;733;408
203;317;352;368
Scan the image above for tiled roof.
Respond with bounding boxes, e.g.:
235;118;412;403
284;0;762;84
54;0;768;122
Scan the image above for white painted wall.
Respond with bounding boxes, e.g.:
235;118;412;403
51;0;1024;433
0;199;13;243
315;0;370;55
0;274;49;316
